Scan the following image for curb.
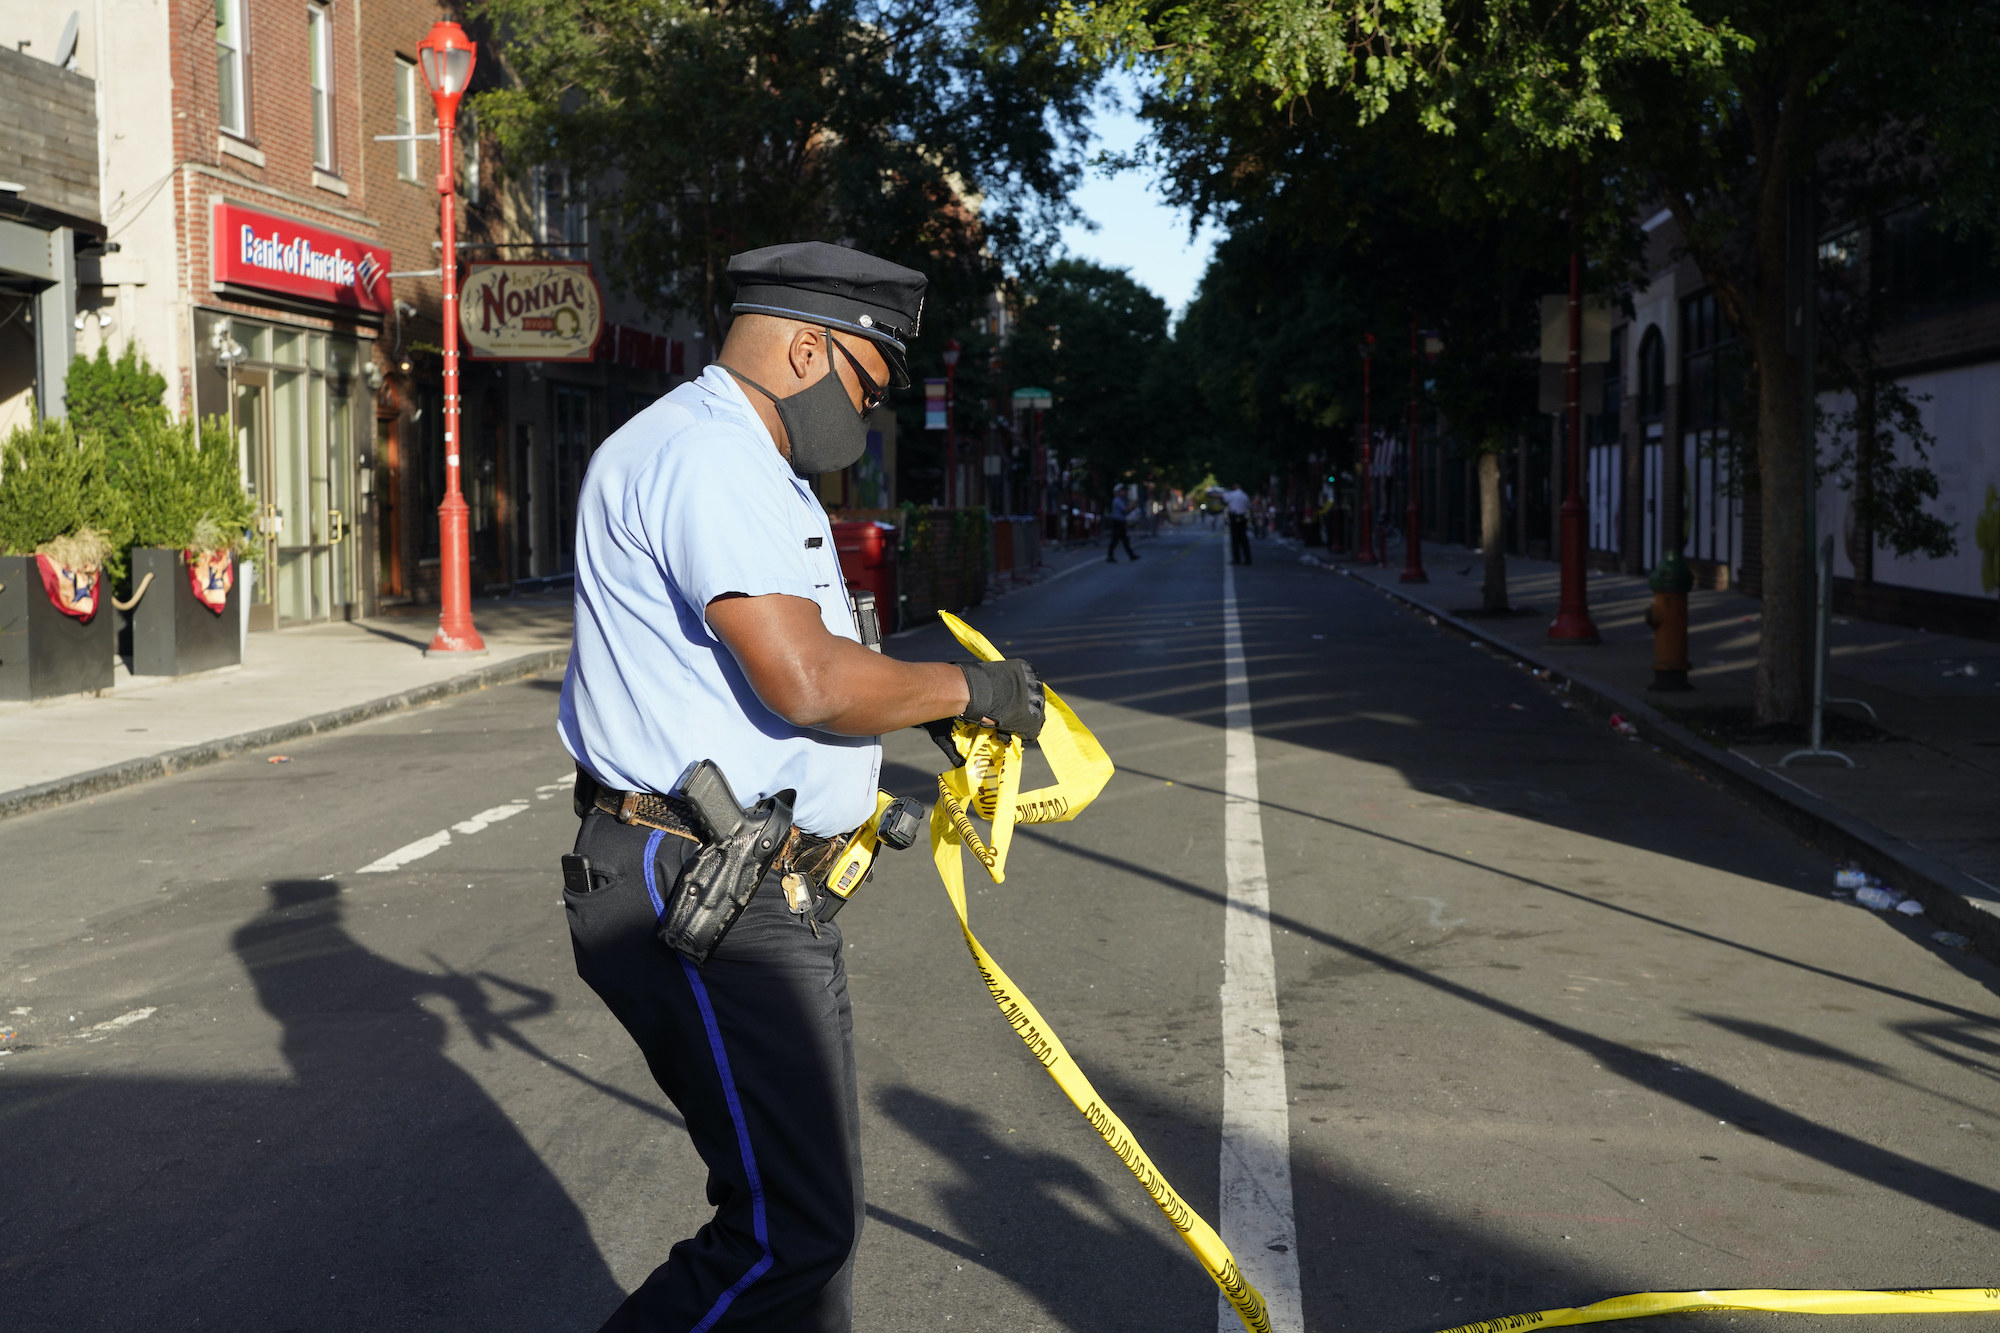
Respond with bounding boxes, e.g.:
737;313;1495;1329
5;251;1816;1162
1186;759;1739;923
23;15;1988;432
0;647;570;823
1343;569;2000;964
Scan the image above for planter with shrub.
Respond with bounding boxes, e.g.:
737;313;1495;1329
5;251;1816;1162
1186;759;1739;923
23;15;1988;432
114;414;254;677
0;419;123;701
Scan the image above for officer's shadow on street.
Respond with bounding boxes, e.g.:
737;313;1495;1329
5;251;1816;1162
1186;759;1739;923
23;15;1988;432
0;879;627;1331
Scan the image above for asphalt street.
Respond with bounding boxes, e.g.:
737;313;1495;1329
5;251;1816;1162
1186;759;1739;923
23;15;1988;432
3;521;1997;1332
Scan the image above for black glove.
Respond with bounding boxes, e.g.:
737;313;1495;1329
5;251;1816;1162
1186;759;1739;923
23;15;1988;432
956;659;1046;739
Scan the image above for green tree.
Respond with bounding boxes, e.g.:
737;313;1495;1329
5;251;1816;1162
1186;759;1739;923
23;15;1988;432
1004;259;1172;483
0;417;128;578
65;343;169;467
114;414;256;555
474;0;1094;352
1060;0;2000;725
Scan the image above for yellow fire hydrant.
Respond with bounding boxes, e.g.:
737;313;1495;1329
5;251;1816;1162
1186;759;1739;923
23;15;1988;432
1645;549;1694;692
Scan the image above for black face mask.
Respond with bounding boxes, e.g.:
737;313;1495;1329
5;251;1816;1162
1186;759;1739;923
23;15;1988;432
727;345;871;478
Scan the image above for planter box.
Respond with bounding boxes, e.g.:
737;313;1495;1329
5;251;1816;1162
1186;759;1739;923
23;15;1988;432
0;554;115;701
128;547;242;677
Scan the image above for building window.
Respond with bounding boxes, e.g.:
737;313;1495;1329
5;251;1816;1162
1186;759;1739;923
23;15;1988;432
462;110;481;205
535;165;585;248
1876;203;2000;320
1594;325;1625;445
216;0;249;137
1637;325;1666;422
309;3;335;171
394;56;419;181
1680;291;1740;433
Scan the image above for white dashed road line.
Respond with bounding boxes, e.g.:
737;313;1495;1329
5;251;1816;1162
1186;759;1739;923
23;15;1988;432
355;771;572;875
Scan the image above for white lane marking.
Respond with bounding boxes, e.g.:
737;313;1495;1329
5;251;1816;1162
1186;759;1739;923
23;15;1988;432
91;1007;157;1031
357;797;538;875
82;1007;157;1041
357;773;566;875
453;802;529;835
357;829;454;874
1219;544;1304;1333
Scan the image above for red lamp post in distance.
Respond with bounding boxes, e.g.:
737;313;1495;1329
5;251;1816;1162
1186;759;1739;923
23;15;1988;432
419;21;484;654
941;339;961;508
1355;334;1377;564
1548;235;1601;642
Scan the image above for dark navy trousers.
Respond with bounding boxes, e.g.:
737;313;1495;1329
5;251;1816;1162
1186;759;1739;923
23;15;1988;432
565;812;862;1332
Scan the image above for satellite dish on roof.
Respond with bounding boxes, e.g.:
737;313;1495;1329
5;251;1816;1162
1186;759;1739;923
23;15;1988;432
56;11;80;68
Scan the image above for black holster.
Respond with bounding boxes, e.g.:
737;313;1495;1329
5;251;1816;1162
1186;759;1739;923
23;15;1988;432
657;761;795;965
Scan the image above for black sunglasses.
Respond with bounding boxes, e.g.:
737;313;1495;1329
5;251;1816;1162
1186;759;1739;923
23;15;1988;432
826;333;887;413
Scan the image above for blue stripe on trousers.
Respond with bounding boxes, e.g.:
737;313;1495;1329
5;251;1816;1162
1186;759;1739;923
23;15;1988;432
641;825;776;1329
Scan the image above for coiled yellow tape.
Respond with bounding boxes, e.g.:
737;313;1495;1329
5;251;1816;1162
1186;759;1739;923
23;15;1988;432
1433;1287;2000;1331
928;613;1272;1333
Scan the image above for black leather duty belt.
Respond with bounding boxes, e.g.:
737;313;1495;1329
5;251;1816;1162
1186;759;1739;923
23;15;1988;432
574;766;844;887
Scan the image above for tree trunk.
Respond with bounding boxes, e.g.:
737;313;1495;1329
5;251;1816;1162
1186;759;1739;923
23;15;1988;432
1752;253;1811;728
1479;450;1509;612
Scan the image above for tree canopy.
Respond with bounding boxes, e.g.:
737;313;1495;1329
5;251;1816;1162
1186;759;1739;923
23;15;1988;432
475;0;1096;350
1053;0;2000;724
1004;259;1174;484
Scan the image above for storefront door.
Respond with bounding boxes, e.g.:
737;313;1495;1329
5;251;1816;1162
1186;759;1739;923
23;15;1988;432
232;331;358;626
236;369;278;632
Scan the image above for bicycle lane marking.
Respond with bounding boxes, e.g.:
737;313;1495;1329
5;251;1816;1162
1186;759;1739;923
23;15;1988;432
1219;543;1305;1333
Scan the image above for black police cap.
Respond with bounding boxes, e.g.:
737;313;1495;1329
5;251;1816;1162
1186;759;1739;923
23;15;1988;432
728;241;927;387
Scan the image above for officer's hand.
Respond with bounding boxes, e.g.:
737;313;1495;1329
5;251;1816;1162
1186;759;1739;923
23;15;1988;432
955;659;1046;740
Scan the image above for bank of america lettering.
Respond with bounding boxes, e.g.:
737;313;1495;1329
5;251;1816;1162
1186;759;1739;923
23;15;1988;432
239;225;360;288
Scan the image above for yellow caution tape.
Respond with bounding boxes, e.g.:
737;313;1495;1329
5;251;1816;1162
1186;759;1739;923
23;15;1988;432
1434;1287;2000;1331
928;612;1272;1333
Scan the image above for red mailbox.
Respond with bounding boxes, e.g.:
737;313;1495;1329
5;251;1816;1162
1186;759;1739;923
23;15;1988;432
831;520;898;635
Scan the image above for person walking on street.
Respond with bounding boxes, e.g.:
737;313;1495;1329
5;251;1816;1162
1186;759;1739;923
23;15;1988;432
1106;487;1139;562
558;241;1047;1333
1224;483;1253;565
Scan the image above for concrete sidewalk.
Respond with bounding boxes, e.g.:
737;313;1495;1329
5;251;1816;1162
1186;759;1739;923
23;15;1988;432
1337;547;2000;951
0;595;573;819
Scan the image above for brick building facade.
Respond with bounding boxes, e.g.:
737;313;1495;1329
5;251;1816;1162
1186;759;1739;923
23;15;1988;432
2;0;698;630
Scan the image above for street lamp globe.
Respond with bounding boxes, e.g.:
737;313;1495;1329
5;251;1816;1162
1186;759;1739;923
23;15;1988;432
416;21;476;118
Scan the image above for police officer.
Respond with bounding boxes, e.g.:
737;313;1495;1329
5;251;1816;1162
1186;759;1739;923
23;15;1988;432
557;241;1046;1332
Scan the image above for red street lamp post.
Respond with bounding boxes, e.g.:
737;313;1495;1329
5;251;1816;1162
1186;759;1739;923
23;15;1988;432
1548;223;1601;642
941;339;961;508
1355;334;1377;564
418;21;484;655
1400;314;1429;583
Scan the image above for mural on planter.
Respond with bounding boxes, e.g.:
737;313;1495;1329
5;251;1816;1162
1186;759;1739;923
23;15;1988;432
34;530;112;622
185;516;237;615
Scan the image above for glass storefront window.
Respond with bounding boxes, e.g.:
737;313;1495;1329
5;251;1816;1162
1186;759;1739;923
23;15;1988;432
199;311;371;627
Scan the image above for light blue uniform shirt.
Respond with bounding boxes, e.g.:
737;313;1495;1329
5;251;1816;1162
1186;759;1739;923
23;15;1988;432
557;365;880;835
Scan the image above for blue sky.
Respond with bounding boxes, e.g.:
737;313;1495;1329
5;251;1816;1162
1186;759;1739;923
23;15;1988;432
1056;82;1219;320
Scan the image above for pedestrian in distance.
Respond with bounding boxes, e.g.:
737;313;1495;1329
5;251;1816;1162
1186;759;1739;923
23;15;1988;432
1224;482;1253;565
557;241;1047;1333
1106;486;1139;561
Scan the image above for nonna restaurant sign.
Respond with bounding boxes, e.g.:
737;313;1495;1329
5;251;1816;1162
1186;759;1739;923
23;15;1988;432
460;261;604;361
211;203;390;314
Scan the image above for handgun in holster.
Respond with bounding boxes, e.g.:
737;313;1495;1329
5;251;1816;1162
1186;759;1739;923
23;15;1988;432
658;760;795;965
